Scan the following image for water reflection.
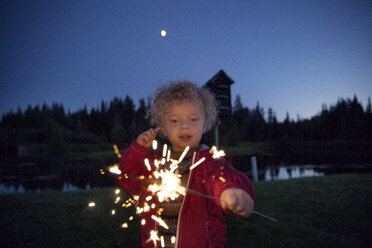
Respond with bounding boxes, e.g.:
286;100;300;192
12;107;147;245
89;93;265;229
263;165;325;181
1;158;371;194
0;158;117;194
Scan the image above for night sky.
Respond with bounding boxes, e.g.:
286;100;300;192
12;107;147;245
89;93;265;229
1;0;371;121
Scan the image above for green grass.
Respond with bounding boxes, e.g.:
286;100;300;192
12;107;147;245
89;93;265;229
1;174;371;248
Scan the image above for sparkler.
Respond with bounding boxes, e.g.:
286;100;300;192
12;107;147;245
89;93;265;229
90;142;276;248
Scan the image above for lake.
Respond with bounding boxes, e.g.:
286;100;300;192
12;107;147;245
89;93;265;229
1;155;371;194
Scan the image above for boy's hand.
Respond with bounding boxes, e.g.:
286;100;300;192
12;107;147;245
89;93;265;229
136;127;160;148
220;188;254;217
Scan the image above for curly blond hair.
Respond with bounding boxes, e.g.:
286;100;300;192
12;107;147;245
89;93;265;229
147;81;218;132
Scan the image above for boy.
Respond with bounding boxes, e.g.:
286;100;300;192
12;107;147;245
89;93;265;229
118;81;255;248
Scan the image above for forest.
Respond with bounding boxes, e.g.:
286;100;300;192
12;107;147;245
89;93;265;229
0;95;371;158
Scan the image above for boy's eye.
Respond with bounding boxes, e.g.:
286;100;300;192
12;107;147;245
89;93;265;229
191;118;199;122
169;119;179;124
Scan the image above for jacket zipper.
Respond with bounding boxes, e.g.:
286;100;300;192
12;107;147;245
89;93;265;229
174;152;196;248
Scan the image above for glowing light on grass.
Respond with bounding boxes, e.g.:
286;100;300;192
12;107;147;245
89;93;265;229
88;202;95;207
171;236;176;244
122;223;128;228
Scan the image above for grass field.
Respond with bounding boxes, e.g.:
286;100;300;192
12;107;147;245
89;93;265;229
1;173;371;248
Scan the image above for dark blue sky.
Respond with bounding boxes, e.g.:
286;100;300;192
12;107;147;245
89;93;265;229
1;0;371;121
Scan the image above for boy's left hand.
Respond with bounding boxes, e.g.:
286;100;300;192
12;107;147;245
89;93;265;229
220;188;254;217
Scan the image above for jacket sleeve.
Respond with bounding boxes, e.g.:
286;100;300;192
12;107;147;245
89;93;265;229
117;140;151;196
206;156;255;211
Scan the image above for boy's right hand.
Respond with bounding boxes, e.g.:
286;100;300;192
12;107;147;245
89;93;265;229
136;127;160;148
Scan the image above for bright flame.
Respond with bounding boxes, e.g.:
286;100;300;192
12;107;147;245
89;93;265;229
148;169;186;202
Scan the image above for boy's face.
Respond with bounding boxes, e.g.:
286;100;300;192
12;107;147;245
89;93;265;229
161;99;205;152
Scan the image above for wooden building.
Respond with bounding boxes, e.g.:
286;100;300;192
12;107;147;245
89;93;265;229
203;69;234;118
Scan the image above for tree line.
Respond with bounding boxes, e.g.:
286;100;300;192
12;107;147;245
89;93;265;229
218;95;372;145
1;95;371;149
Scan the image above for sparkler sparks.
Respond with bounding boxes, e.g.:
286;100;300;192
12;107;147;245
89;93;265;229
209;146;225;159
148;230;160;246
109;164;121;175
160;236;165;248
90;140;274;248
144;158;151;171
152;140;158;150
113;144;121;158
178;146;189;162
189;157;206;170
151;215;169;229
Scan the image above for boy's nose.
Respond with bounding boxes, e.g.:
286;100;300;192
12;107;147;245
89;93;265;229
180;120;190;129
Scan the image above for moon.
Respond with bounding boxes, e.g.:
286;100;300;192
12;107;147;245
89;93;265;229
161;30;166;37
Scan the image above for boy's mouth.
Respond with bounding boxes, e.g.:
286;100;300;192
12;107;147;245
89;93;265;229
179;134;191;141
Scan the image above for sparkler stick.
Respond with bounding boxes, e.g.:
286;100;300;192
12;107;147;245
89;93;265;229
186;188;278;222
100;139;276;248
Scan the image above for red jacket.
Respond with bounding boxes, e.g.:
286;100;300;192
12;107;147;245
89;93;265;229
118;140;255;248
